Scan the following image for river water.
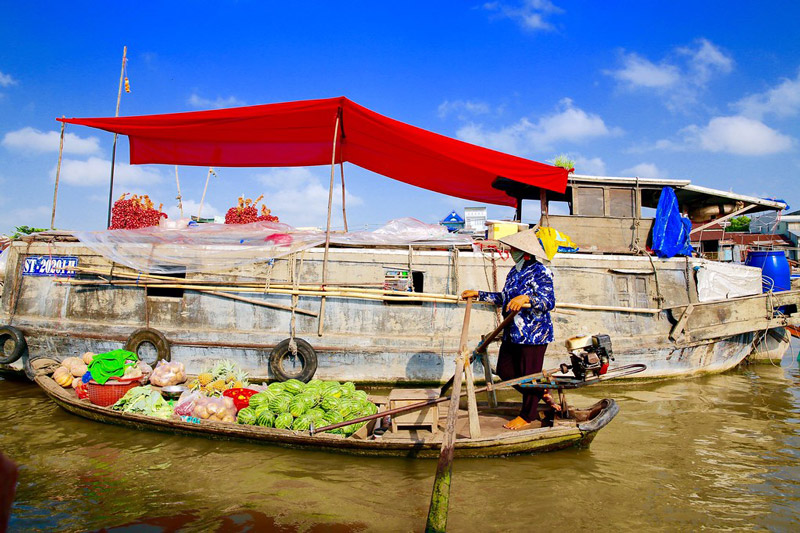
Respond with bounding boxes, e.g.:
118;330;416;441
2;345;799;532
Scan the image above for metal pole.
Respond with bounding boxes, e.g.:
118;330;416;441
106;45;127;229
51;120;65;229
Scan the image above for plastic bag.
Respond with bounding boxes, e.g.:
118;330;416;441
174;390;202;416
149;360;187;387
190;395;237;423
652;187;693;258
536;227;579;260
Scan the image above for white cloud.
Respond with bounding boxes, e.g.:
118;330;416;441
55;157;164;187
608;53;680;88
188;93;246;109
165;198;222;219
606;39;733;110
573;155;606;175
437;99;490;119
256;167;363;227
456;98;618;155
734;69;800;119
2;127;101;155
483;0;564;31
0;70;17;87
620;162;665;179
682;116;793;156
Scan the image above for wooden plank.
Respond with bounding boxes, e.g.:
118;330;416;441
463;354;481;438
480;349;497;408
669;303;694;341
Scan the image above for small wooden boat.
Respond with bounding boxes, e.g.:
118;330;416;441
35;375;618;458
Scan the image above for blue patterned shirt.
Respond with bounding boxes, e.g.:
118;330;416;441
478;260;555;345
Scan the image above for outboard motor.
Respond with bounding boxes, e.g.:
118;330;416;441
560;334;614;380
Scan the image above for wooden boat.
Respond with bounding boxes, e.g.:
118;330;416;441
35;374;618;458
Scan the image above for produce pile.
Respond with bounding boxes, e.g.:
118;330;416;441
111;193;168;230
187;359;249;395
52;351;150;389
149;360;187;387
111;386;174;419
224;195;279;224
236;378;378;436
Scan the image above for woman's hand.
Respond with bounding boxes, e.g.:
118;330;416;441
506;294;530;312
461;290;479;300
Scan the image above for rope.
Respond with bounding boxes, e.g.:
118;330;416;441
452;247;460;296
289;252;300;356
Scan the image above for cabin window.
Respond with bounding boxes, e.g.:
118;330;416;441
575;187;604;216
146;272;186;299
383;268;424;293
609;188;635;218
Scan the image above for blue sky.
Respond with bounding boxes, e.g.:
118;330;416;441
2;1;799;234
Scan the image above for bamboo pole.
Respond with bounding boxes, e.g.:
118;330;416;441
107;45;127;229
460;298;481;438
197;167;216;218
318;108;342;336
175;166;184;218
340;161;348;232
51;119;65;229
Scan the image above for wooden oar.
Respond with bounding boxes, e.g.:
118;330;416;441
425;297;472;533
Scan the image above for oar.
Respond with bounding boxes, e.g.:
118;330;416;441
425;297;472;533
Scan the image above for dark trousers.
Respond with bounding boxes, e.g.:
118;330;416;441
496;341;548;422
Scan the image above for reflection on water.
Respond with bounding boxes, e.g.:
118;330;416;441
1;346;799;532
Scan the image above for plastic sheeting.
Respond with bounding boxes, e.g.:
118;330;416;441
71;218;473;274
695;261;762;302
652;187;693;258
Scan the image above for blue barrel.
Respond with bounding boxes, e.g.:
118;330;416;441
745;250;790;292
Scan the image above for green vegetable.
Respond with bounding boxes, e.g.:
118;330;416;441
274;412;294;430
111;386;173;419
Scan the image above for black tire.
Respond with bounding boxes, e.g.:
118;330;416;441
124;328;171;367
269;338;318;383
0;325;27;365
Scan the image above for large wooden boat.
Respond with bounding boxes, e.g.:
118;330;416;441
34;374;617;458
2;98;798;384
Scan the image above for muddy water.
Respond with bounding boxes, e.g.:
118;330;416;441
1;346;799;532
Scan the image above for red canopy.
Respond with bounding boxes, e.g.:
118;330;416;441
58;96;568;206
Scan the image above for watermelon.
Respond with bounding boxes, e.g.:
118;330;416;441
304;379;324;390
288;396;308;417
342;381;356;395
322;410;344;425
321;396;341;412
342;421;366;436
256;409;276;428
274;412;294;430
267;381;286;394
268;393;293;413
308;407;326;420
352;390;369;402
296;393;317;409
292;414;313;431
321;380;340;391
236;407;257;425
248;392;271;410
282;379;305;395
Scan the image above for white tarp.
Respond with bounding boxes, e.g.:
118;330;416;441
695;261;762;302
71;217;472;274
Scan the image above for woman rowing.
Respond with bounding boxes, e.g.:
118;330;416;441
461;228;558;430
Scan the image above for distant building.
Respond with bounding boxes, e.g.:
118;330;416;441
691;220;793;262
751;210;800;262
439;210;465;232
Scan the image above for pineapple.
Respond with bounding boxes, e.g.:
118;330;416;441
233;380;244;389
212;379;228;393
197;372;214;386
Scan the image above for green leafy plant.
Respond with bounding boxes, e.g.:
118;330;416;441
727;216;750;232
548;154;575;170
10;226;48;240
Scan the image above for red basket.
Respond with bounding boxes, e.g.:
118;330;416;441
87;377;142;407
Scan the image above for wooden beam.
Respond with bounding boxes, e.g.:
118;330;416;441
669;303;694;342
689;203;757;235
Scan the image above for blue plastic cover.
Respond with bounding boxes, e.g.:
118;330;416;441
652;187;694;258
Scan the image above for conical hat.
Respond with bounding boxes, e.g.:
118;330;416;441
498;228;548;262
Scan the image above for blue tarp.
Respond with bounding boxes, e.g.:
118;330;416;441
652;187;693;258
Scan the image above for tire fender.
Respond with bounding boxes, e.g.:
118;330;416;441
0;325;27;365
269;338;318;383
124;327;171;367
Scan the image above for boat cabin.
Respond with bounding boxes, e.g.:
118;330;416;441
496;174;787;254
